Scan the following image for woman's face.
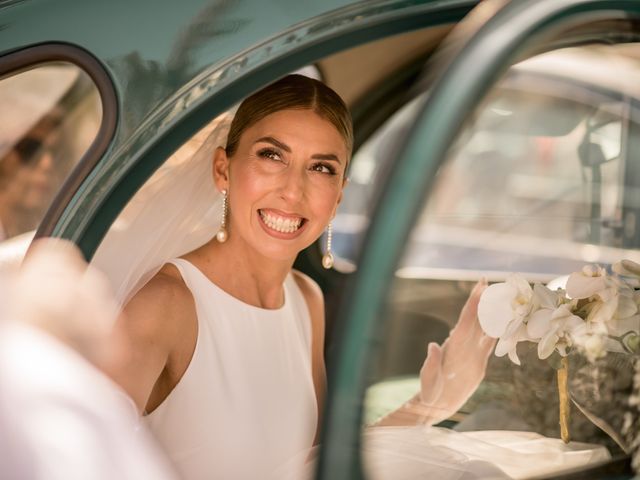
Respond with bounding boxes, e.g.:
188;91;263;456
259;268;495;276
215;108;348;262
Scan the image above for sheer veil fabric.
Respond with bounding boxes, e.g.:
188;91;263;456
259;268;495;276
92;112;233;308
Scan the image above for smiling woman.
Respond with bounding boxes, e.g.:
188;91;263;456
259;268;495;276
92;73;495;480
89;69;492;479
95;74;353;480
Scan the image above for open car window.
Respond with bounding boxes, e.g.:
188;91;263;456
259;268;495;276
359;43;640;479
0;63;102;247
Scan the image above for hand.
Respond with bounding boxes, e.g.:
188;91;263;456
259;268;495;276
418;279;496;425
7;238;123;368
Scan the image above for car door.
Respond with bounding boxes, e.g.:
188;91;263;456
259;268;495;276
319;1;640;479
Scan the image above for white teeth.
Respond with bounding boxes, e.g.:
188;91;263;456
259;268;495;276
260;210;302;233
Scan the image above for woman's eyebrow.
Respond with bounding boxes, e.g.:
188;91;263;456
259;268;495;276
255;136;291;152
255;136;342;164
311;152;341;164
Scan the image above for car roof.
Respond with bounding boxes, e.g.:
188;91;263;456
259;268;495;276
0;0;475;145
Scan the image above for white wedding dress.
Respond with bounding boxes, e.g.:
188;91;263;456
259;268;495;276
143;259;317;480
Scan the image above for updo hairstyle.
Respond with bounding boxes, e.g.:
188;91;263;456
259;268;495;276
225;74;353;162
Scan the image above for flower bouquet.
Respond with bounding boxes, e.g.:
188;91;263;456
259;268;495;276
478;260;640;443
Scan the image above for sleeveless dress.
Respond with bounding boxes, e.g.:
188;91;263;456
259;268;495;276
144;259;318;480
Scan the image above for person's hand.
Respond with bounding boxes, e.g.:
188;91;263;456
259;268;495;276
7;238;125;369
418;279;496;425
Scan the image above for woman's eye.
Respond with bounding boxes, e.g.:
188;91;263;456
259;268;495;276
311;163;336;175
257;148;282;162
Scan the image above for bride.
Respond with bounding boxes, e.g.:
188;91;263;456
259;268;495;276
93;73;497;479
94;74;609;480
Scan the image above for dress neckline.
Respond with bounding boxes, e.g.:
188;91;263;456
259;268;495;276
171;258;289;314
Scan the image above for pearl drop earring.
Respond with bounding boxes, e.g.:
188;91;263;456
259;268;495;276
216;189;228;243
322;222;334;269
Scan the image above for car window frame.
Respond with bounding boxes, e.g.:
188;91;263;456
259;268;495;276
0;42;117;243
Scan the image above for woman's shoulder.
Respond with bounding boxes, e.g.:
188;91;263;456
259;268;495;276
123;263;195;341
291;269;323;311
133;263;191;306
291;270;325;337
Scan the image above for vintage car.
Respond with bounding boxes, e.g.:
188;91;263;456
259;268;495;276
1;0;640;478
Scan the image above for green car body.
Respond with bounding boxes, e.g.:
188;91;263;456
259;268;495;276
2;1;640;478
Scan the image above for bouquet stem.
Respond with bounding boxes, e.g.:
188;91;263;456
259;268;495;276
558;356;570;443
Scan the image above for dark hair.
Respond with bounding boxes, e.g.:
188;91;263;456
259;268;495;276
225;74;353;161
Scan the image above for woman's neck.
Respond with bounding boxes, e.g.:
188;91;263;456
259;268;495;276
187;237;294;310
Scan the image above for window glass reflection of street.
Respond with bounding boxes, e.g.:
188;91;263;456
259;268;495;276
333;44;640;280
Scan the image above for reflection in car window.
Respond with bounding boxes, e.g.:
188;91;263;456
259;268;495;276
356;44;640;479
0;63;102;245
335;45;640;279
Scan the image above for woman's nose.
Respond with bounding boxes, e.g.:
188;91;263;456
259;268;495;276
279;168;305;203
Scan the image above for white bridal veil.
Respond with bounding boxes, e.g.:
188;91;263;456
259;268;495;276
92;112;233;308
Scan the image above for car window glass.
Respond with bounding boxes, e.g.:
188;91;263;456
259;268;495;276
359;44;640;479
0;63;101;245
333;46;640;275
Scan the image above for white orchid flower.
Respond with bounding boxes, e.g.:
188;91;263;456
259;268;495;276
566;264;611;300
613;259;640;276
567;265;638;326
613;259;640;288
478;260;640;367
571;318;609;360
583;296;618;325
527;303;585;359
616;283;638;317
493;322;529;365
584;286;637;326
526;283;563;340
582;334;607;362
571;306;639;359
478;273;535;365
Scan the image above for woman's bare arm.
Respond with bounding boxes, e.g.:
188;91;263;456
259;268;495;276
106;268;196;413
